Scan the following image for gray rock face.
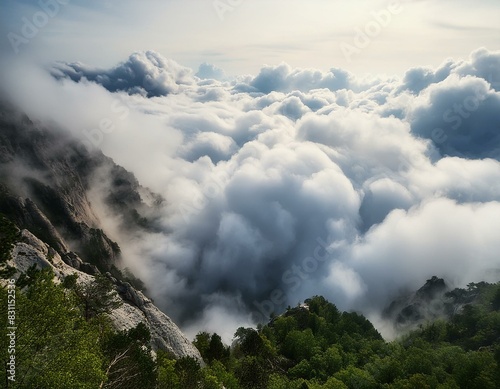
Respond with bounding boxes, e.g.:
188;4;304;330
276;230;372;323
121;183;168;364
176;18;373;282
0;102;162;270
383;276;451;328
0;102;201;363
6;230;202;362
382;276;488;336
110;281;202;359
415;276;447;302
0;189;68;253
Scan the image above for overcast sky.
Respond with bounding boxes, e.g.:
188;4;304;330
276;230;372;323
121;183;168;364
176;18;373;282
1;0;499;77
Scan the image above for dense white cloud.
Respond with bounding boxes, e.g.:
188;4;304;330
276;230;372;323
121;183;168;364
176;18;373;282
399;47;500;94
345;198;500;310
195;63;227;81
408;75;500;159
359;178;414;231
247;63;387;95
51;51;195;97
2;47;500;342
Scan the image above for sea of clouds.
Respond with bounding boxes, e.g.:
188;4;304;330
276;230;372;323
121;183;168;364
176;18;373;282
2;48;500;341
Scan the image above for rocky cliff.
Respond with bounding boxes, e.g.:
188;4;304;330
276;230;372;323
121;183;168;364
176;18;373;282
0;101;161;270
383;276;486;332
383;276;450;327
0;101;202;362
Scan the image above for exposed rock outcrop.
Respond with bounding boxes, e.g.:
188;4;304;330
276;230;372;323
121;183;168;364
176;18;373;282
0;101;161;270
0;101;201;363
383;276;451;328
111;280;203;358
5;229;202;362
383;276;490;334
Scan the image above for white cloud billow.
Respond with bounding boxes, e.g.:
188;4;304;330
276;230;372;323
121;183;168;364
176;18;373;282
3;47;500;342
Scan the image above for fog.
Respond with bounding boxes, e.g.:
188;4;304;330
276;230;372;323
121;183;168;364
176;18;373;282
2;48;500;342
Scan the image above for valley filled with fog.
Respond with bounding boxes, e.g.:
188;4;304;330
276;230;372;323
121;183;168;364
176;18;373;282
2;47;500;342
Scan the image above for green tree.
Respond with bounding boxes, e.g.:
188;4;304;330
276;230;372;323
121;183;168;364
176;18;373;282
193;332;211;362
392;373;435;389
334;366;377;389
156;350;180;389
306;296;341;325
235;356;269;389
234;327;263;356
404;347;434;376
0;268;105;388
366;355;403;384
207;333;230;364
272;316;298;344
207;360;240;389
100;322;156;389
74;274;122;321
175;357;202;388
310;345;343;380
194;332;230;365
0;215;18;278
267;373;291;389
454;351;498;389
492;287;500;310
62;273;78;289
321;376;348;389
282;329;316;362
288;359;313;380
200;372;221;389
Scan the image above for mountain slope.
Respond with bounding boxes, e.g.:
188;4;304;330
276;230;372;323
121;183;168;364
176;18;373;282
0;101;162;269
0;101;201;362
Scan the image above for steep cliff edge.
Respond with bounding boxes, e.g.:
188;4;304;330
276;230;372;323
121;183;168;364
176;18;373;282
0;101;201;362
0;101;161;270
383;276;492;334
383;276;450;327
4;229;201;361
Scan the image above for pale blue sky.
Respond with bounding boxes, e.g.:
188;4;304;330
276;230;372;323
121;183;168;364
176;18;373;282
1;0;499;77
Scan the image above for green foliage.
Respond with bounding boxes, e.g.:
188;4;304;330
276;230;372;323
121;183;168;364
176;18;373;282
110;265;146;291
235;356;269;389
15;264;40;289
207;333;230;364
175;356;202;388
194;331;230;365
268;373;292;389
0;214;19;278
334;366;378;388
101;322;156;389
0;214;19;262
0;267;161;388
0;263;16;279
207;360;240;389
62;273;78;289
234;327;262;356
193;331;211;360
226;286;500;388
1;269;499;389
492;287;500;310
156;350;180;389
321;376;348;389
310;345;343;379
282;329;317;361
306;296;340;323
74;273;122;320
288;359;313;380
0;268;105;388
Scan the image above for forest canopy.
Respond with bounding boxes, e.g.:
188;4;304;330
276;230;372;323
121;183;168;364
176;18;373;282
1;267;499;388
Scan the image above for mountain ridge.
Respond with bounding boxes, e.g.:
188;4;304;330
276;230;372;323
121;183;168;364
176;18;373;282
0;100;201;362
